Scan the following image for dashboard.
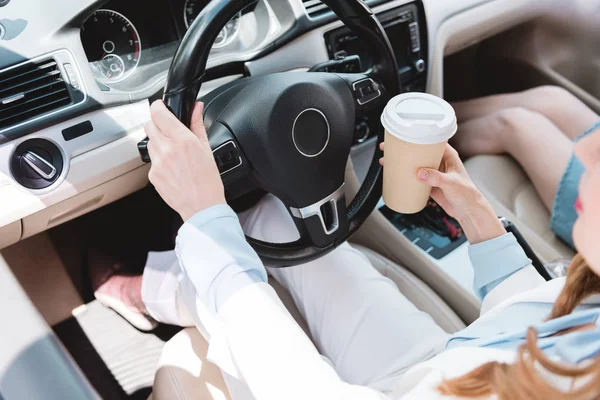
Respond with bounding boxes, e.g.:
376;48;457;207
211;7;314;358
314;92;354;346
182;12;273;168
0;0;562;249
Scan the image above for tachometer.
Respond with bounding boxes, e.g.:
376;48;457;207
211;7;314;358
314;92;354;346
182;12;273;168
184;0;241;49
81;9;142;84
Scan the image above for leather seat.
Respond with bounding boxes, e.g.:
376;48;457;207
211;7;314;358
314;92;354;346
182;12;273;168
464;155;575;262
150;245;466;400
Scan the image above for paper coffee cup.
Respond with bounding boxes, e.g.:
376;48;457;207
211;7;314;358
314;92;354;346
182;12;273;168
380;93;457;214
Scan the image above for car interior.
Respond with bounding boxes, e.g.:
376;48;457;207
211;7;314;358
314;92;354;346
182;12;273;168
1;0;598;399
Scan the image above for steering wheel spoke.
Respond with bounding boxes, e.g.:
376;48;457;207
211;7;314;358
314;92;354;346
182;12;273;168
288;185;349;249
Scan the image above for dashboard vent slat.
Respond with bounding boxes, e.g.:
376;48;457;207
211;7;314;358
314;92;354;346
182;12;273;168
0;69;62;99
0;87;70;120
0;61;58;90
0;58;73;131
302;0;330;18
301;0;375;18
0;96;71;127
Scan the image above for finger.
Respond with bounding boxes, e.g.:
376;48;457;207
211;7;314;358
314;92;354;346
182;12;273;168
417;167;446;188
150;100;190;139
448;144;470;172
438;158;448;173
429;188;450;210
442;144;461;166
429;187;444;204
147;138;159;165
144;122;166;148
190;102;207;140
379;142;385;151
379;157;384;166
444;144;470;176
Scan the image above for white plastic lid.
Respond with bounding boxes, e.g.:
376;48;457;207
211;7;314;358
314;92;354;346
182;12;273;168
380;93;457;145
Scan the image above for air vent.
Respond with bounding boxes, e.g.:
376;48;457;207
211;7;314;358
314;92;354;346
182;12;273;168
302;0;330;18
0;59;73;130
302;0;375;18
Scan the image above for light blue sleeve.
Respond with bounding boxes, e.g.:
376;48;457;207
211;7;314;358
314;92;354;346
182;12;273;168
468;233;532;301
175;204;268;314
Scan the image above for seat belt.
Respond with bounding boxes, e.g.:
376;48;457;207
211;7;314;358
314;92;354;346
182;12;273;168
499;217;553;281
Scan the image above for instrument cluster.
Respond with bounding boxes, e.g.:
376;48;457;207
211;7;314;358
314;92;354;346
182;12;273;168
80;0;262;91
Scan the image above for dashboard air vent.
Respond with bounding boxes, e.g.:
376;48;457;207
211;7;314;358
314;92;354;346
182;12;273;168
0;59;73;131
302;0;375;18
302;0;330;18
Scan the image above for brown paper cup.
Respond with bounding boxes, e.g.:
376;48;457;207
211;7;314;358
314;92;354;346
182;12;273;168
383;130;447;214
380;93;457;214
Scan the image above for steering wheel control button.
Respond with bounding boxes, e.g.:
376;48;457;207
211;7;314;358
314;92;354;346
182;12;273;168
10;138;64;190
62;121;94;141
353;78;381;106
292;108;330;158
213;141;242;175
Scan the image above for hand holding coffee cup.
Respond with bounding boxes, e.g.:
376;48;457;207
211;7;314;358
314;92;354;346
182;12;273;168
380;93;458;214
380;143;477;220
379;126;507;244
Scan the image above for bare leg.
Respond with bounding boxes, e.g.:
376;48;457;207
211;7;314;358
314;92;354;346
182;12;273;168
453;108;572;210
452;86;599;140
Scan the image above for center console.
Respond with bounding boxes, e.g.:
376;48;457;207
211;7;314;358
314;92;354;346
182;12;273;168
379;201;467;260
323;2;428;145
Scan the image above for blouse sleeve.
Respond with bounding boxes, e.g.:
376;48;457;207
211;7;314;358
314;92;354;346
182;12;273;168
469;233;545;313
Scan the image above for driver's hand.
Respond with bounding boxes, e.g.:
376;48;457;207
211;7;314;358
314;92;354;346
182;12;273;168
379;143;505;244
145;100;226;222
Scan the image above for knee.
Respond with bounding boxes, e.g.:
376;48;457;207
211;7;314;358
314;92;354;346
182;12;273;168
493;107;540;131
527;85;573;101
526;85;578;110
490;107;550;146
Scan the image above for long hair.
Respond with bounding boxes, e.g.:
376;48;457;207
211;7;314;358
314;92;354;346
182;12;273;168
438;254;600;399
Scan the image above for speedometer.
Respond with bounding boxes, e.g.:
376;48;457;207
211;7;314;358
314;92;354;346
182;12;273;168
184;0;241;49
81;9;142;84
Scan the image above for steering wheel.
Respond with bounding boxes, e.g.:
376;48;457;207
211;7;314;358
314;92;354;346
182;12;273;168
138;0;402;267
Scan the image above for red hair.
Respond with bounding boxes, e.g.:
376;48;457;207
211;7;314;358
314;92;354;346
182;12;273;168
439;254;600;399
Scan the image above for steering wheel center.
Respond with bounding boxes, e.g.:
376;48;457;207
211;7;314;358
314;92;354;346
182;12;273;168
292;108;331;158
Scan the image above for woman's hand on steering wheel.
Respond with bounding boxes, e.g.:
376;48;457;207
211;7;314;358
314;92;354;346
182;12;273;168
145;100;226;222
380;143;506;244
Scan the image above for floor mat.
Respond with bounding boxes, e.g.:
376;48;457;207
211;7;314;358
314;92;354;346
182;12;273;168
54;301;181;400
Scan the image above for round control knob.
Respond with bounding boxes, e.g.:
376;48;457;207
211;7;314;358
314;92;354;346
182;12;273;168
10;139;64;190
415;59;426;74
355;121;371;144
0;0;10;7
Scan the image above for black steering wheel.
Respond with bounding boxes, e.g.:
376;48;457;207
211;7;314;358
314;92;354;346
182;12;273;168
139;0;402;267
